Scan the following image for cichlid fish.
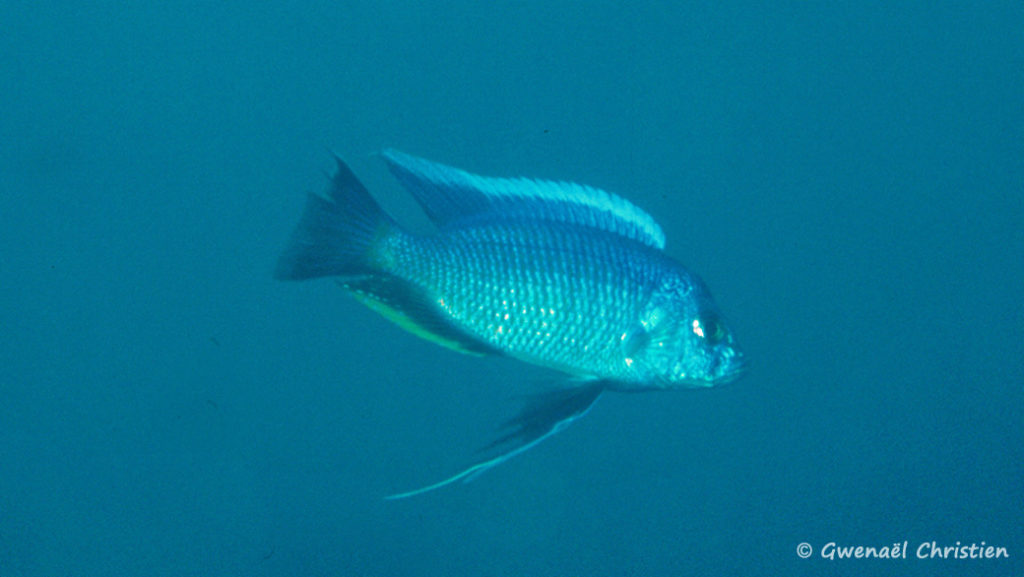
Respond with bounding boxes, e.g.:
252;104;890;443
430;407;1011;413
275;150;747;499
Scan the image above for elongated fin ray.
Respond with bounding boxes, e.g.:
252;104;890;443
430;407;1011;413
481;384;605;453
382;150;666;250
385;384;605;500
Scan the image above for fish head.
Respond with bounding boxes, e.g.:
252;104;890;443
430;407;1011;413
624;273;747;388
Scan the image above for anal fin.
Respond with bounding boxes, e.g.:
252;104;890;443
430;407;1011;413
344;275;499;357
384;383;605;500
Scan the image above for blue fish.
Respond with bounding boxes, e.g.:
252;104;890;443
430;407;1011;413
276;150;747;499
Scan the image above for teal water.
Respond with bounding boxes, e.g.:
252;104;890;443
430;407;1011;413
2;2;1021;575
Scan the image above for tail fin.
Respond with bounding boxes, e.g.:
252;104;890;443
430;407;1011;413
275;157;394;280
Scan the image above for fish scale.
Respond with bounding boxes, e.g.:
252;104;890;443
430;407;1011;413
386;220;661;381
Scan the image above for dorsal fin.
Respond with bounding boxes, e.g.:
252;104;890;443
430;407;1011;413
382;149;667;250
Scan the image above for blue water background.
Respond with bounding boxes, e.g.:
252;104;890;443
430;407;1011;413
2;2;1022;575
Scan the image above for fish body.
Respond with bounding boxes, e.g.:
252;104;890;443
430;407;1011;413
376;219;735;388
276;150;746;498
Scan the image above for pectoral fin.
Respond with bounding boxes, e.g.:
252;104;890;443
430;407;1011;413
384;383;605;500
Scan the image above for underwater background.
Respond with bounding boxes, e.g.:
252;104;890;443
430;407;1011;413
2;1;1022;575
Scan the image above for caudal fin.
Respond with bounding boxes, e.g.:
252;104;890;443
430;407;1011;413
275;157;394;280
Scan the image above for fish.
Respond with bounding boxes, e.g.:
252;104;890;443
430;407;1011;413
275;149;747;499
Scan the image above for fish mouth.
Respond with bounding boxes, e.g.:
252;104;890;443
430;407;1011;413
714;351;749;385
666;351;748;389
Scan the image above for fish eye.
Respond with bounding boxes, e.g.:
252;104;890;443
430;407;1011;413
692;316;725;343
